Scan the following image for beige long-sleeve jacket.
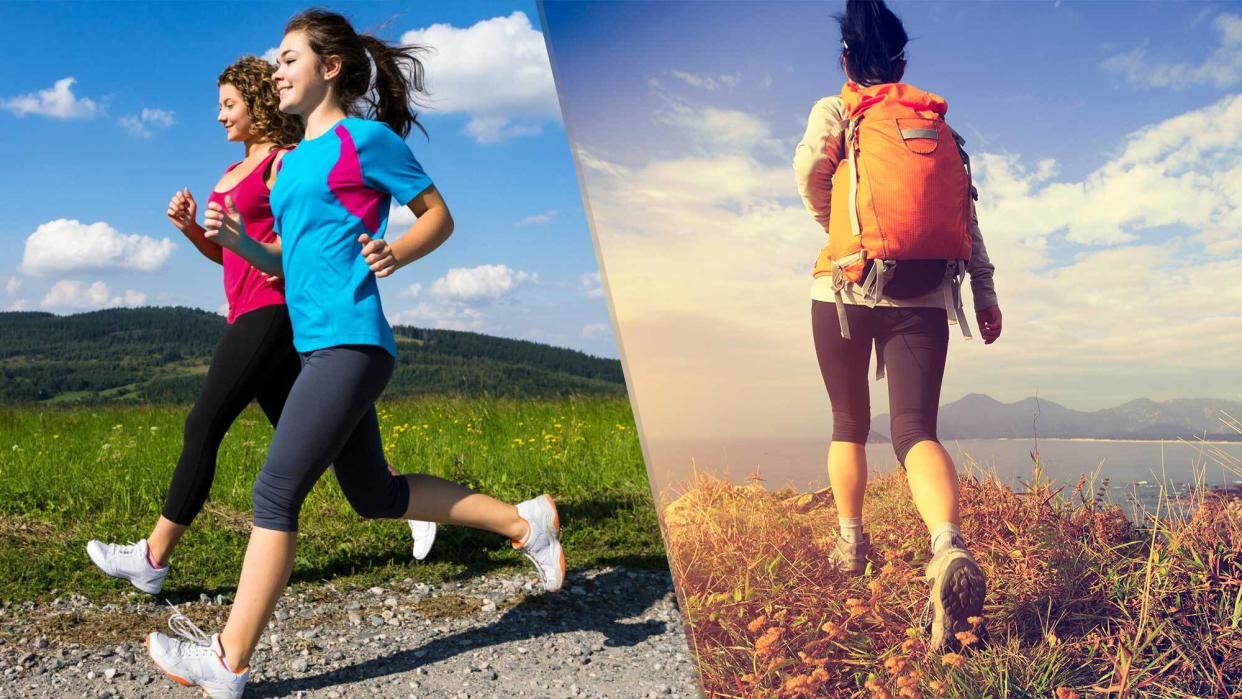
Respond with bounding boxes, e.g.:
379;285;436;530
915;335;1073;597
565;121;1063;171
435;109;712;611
793;95;998;312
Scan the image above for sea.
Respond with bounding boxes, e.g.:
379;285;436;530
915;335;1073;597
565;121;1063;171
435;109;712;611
647;437;1242;520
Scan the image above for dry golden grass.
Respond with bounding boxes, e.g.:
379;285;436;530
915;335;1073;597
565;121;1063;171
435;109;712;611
662;465;1241;698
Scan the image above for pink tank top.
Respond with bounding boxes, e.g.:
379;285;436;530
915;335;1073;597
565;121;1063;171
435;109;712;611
209;148;288;324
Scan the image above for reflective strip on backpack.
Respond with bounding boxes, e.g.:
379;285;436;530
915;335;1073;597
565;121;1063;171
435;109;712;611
900;128;938;141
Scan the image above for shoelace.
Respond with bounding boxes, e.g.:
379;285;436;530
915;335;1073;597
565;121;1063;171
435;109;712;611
165;601;212;649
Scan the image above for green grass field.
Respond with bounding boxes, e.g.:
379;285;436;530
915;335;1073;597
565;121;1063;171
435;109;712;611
0;396;663;603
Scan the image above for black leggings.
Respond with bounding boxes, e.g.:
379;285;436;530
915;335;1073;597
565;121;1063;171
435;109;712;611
161;304;301;525
811;301;949;464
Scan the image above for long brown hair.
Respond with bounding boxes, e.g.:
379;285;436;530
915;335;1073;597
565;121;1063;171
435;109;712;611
285;8;430;138
217;56;303;149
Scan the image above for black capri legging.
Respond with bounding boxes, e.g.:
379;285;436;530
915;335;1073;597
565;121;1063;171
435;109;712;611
811;301;949;464
161;304;301;525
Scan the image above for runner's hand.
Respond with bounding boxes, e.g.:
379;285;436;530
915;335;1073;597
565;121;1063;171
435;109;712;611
359;233;397;278
976;305;1002;344
166;188;199;234
203;195;245;250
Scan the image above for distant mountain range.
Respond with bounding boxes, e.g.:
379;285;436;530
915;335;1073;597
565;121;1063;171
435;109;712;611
873;393;1242;441
0;308;625;403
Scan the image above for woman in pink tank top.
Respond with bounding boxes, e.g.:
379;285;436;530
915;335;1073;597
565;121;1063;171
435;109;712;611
86;56;434;594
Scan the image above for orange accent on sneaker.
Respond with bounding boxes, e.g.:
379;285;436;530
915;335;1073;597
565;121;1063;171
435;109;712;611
146;634;193;687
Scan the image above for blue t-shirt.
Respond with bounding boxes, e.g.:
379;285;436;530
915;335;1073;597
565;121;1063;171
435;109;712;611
270;117;433;356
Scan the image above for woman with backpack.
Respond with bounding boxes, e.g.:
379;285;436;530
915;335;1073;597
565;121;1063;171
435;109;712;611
793;0;1002;653
141;12;563;697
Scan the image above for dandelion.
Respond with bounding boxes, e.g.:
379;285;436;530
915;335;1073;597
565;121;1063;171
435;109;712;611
897;687;921;699
905;627;920;638
941;652;965;668
1045;632;1060;647
967;615;983;627
1055;688;1080;699
926;680;943;693
901;638;918;654
746;615;768;634
821;621;840;637
884;656;908;674
810;668;829;684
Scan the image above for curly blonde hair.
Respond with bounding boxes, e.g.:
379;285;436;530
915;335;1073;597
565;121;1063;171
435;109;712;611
218;56;302;149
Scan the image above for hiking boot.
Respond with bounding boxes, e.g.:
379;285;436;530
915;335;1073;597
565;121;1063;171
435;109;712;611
829;532;871;576
86;538;169;594
513;494;564;592
923;536;987;653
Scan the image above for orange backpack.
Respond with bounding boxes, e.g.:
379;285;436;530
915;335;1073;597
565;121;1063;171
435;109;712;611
818;81;976;340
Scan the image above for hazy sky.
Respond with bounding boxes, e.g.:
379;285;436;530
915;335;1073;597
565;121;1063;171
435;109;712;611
543;0;1242;447
0;1;617;358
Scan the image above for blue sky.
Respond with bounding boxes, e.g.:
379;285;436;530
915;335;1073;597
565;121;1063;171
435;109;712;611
0;1;617;358
543;0;1242;441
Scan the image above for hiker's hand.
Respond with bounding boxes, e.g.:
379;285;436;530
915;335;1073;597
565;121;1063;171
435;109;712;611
359;233;397;278
977;305;1002;344
203;195;245;250
263;272;281;284
167;188;199;234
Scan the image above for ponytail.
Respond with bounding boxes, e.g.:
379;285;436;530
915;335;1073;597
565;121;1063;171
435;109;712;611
835;0;909;86
285;9;430;138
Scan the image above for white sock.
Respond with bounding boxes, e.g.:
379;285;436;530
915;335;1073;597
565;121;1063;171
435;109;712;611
929;522;962;553
838;516;863;544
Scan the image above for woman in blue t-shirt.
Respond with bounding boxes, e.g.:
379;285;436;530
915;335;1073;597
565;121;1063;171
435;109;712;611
142;12;564;696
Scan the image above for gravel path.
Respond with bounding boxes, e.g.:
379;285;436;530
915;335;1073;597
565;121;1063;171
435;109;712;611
0;568;701;698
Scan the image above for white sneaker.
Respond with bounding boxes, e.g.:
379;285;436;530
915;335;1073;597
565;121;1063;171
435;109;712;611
146;604;248;699
86;538;169;594
512;494;564;592
408;520;436;560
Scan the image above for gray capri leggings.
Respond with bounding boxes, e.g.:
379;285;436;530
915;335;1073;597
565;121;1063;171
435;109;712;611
251;344;409;532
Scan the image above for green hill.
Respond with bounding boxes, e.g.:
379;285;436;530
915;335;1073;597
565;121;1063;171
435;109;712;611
0;307;624;403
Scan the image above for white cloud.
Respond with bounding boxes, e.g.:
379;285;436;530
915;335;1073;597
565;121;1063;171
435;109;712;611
582;322;611;338
1102;13;1242;88
20;219;176;275
404;282;423;297
400;12;560;143
4;276;20;296
669;70;740;91
41;280;146;310
6;299;30;311
656;96;779;155
580;271;604;299
217;302;229;317
1;77;99;119
516;210;558;227
464;117;543;144
388;201;417;232
120;107;175;138
429;264;535;301
261;46;281;63
391;302;484;331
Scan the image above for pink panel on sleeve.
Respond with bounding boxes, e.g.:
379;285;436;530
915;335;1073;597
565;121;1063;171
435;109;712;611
327;123;384;234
